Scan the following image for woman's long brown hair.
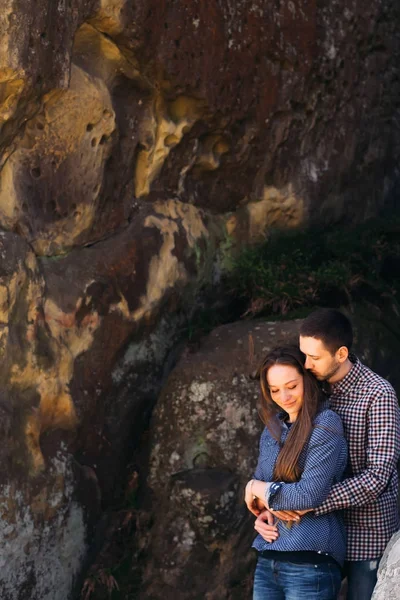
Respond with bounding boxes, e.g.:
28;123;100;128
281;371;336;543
258;345;323;483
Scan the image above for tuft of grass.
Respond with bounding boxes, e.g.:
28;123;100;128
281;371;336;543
229;218;400;318
79;467;142;600
81;569;119;600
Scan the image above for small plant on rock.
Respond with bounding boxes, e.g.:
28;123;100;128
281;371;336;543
230;218;400;318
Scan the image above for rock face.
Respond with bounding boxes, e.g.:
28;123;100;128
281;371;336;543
0;198;231;599
372;531;400;600
1;0;400;258
0;230;97;599
0;0;399;598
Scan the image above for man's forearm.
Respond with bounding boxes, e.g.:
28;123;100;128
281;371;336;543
314;467;391;516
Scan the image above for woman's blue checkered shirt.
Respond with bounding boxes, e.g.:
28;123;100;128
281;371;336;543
252;407;348;566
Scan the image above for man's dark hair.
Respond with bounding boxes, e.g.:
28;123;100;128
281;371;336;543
299;308;353;354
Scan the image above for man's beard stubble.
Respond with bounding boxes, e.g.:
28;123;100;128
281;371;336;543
311;359;342;383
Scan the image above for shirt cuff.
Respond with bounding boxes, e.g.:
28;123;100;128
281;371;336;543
266;481;284;508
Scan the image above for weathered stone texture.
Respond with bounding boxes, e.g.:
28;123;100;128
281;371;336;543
0;65;116;254
40;199;226;503
372;531;400;600
0;0;96;163
0;231;79;473
1;0;400;255
0;452;87;600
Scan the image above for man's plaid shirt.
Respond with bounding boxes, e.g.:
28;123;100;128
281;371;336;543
314;355;400;561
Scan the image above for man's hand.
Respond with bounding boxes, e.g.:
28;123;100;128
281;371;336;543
269;509;300;521
254;510;279;543
269;507;313;521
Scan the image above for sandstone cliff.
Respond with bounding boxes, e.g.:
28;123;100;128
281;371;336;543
0;1;399;598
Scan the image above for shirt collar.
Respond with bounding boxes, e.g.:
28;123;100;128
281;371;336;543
330;353;361;396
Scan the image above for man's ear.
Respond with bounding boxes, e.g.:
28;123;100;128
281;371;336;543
336;346;349;363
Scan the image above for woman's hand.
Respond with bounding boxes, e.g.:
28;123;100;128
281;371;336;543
269;507;312;521
244;479;268;516
254;510;279;543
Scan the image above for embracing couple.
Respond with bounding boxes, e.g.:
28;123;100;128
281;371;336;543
245;308;400;600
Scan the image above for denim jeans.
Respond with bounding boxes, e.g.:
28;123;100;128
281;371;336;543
253;556;342;600
343;559;381;600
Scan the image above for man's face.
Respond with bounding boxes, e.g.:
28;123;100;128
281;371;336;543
299;336;342;382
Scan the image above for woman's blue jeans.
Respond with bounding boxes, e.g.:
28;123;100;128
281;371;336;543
253;556;342;600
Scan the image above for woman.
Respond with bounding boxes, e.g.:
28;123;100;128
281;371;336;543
245;346;347;600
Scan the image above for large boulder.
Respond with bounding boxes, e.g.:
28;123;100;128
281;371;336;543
372;531;400;600
141;319;301;599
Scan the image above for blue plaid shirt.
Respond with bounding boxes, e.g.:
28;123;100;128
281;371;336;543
252;407;348;566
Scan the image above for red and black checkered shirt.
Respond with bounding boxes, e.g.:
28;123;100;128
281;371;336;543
314;355;400;561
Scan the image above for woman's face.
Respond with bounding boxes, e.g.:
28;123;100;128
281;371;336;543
266;364;304;422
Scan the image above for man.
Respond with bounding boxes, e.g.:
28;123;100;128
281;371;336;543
255;308;400;600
